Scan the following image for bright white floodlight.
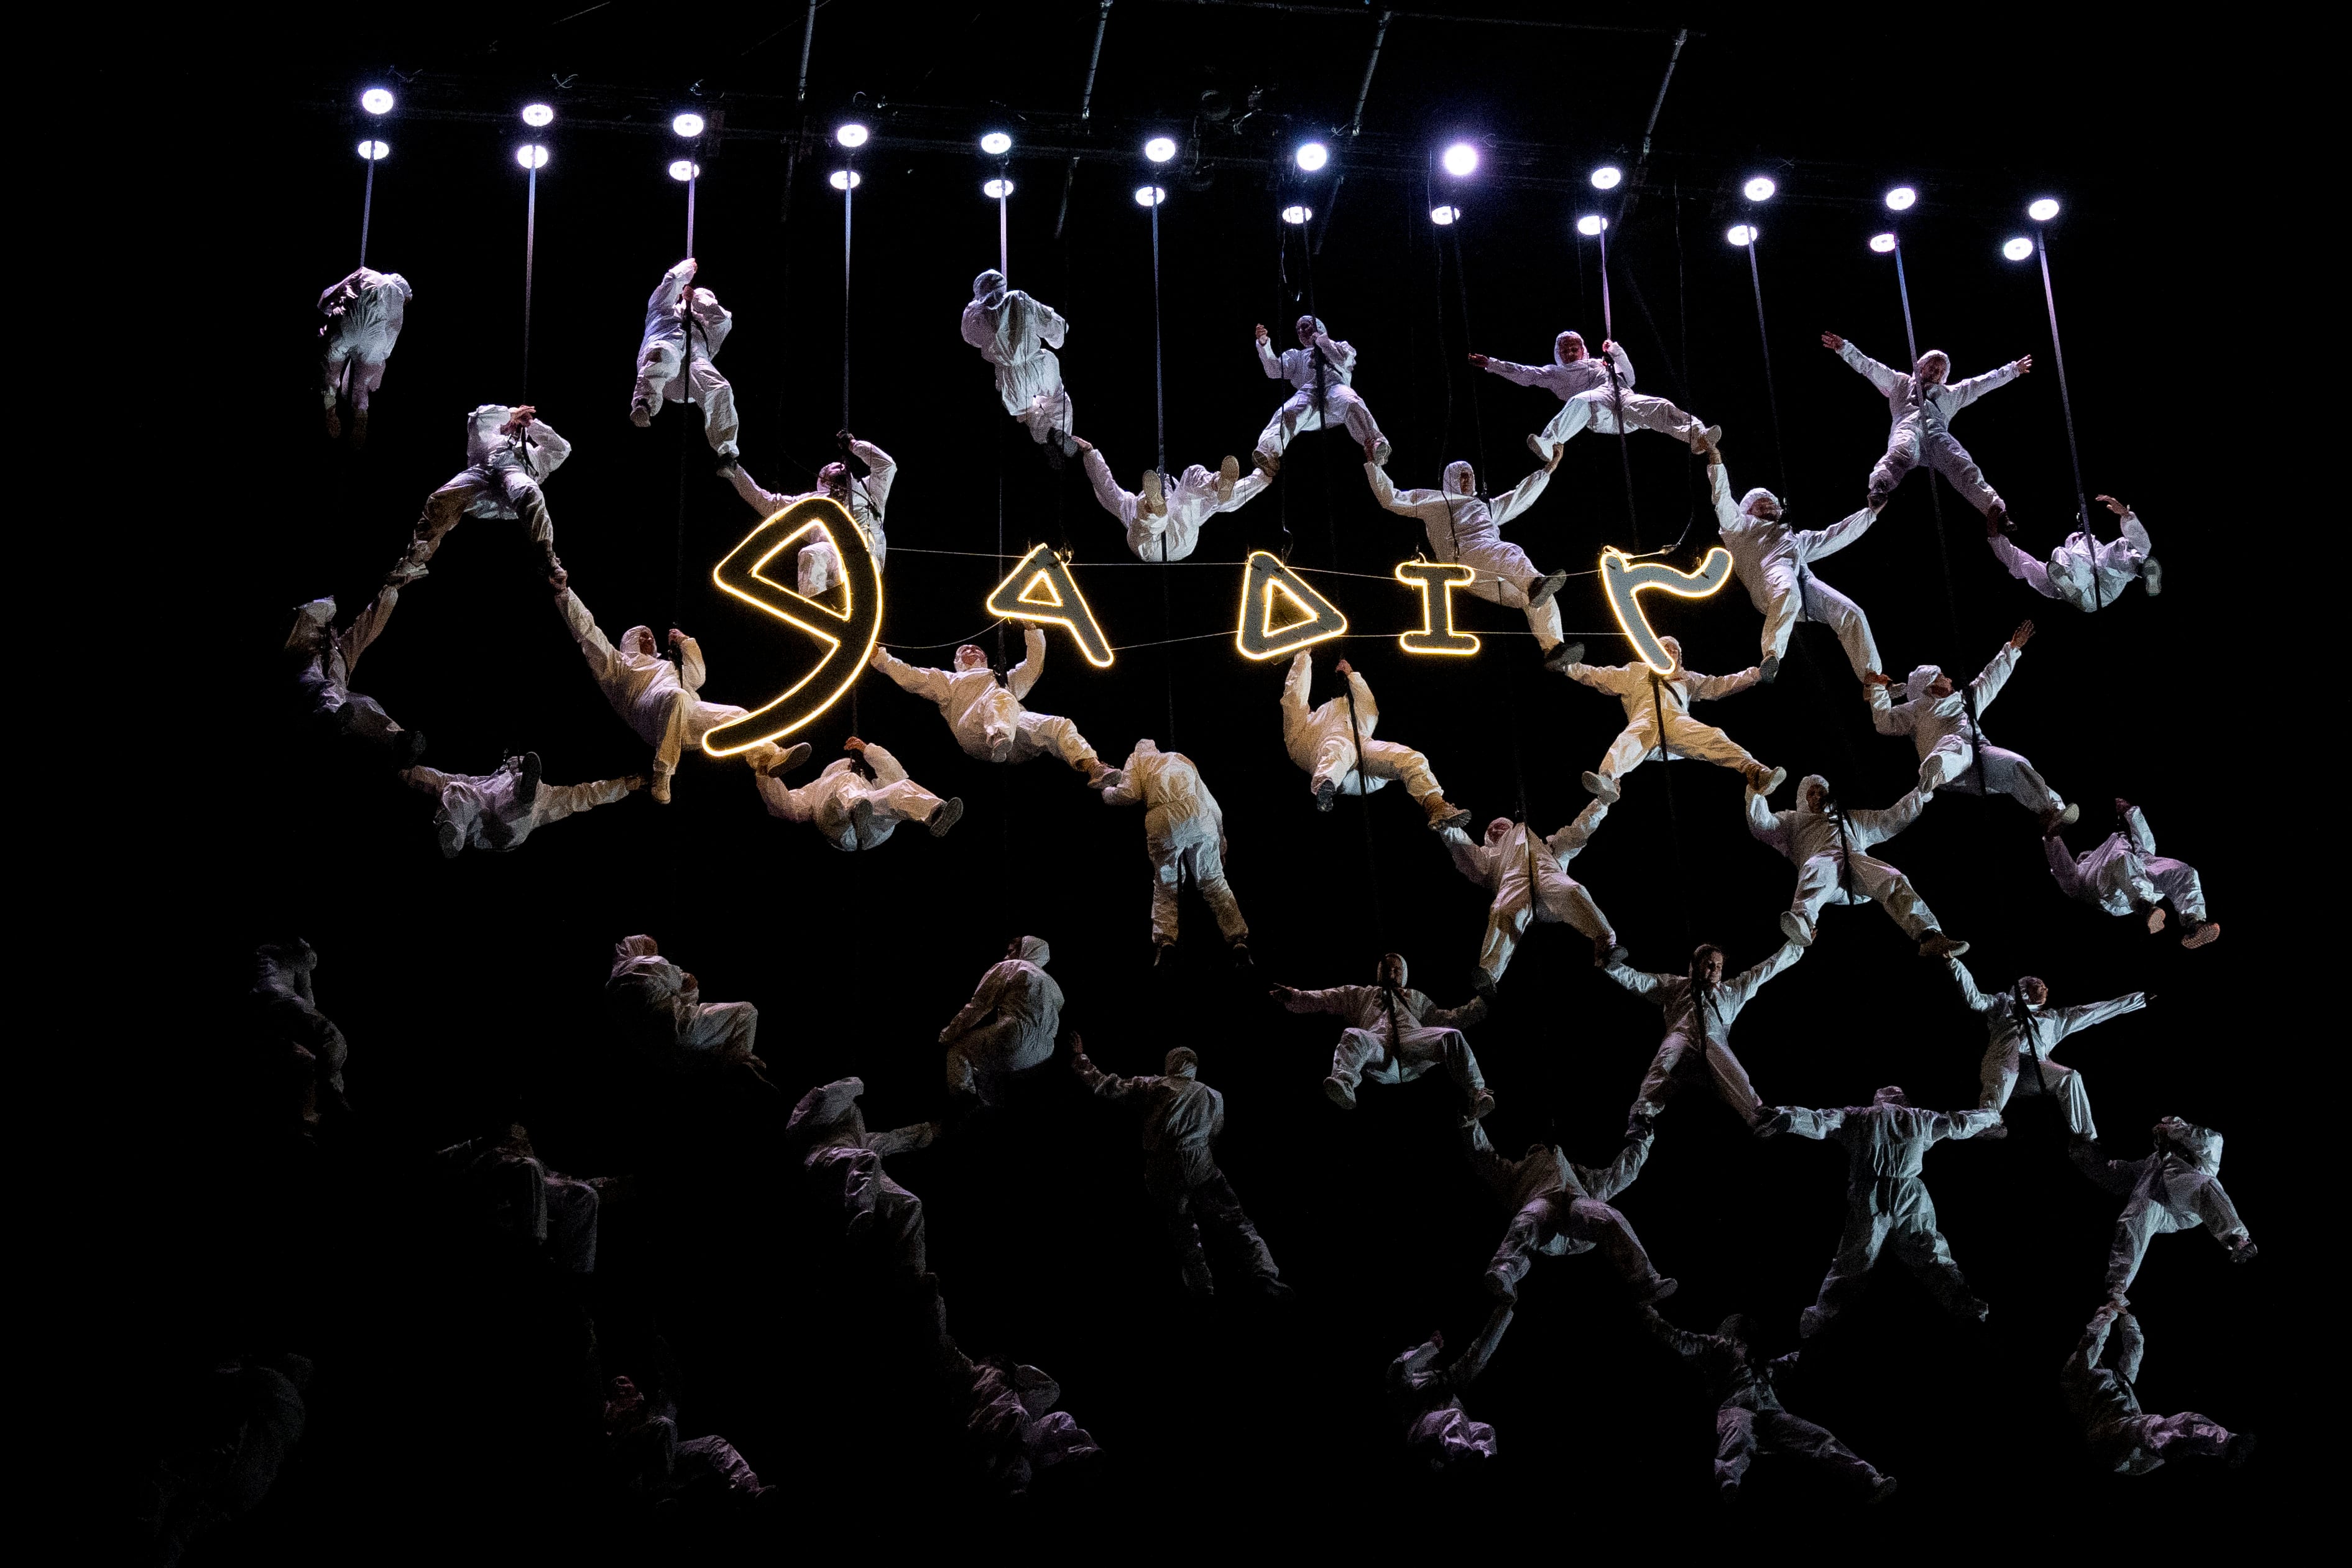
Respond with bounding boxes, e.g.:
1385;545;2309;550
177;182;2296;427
522;103;555;127
361;88;394;115
1144;136;1178;164
1868;232;1898;253
1429;205;1459;226
1441;142;1479;178
1590;164;1623;190
672;113;706;139
1283;204;1312;225
1576;214;1607;236
2003;236;2035;262
1295;141;1330;172
985;177;1015;199
836;122;869;149
668;159;701;182
1727;224;1757;246
829;170;862;190
357;139;390;161
1743;176;1776;202
1884;185;1917;211
980;131;1012;155
2027;196;2060;222
517;144;550;170
1135;184;1166;206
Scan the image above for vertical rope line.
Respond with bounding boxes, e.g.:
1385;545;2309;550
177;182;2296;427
1150;193;1176;746
1337;674;1383;941
2036;228;2099;611
1301;227;1337;565
686;165;698;259
360;152;376;266
523;162;538;399
1891;239;1960;646
841;175;852;428
1596;222;1641;550
1649;675;1695;949
1744;239;1787;496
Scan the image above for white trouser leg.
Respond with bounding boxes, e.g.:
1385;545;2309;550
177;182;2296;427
1978;744;2063;815
1989;533;2061;599
1587;389;1700;441
1789;856;1848;938
1324;385;1382;448
1013;711;1100;774
1870;425;1922;499
1659;713;1756;772
1799;576;1881;680
1850;855;1935;939
1925;432;2001;515
685;358;739;454
2149;857;2207;923
1597;722;1659;782
1534;861;1613;944
2044;835;2093;901
1759;566;1802;663
1309;734;1357;796
1534;395;1594;459
1183;837;1248;941
1258;391;1316;457
1477;887;1531;983
1359;738;1440;803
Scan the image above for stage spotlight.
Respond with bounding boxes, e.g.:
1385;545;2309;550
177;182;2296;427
1144;136;1178;164
1135;184;1166;206
672;113;706;139
1295;141;1330;173
1590;164;1622;190
1577;214;1607;236
836;122;869;149
830;170;862;190
357;139;389;160
1441;142;1478;178
1884;185;1916;211
1283;204;1312;225
1743;176;1776;202
668;159;700;182
1868;232;1898;253
980;131;1012;155
2028;196;2060;222
517;144;550;170
522;103;555;127
2003;236;2035;262
985;177;1015;199
1727;224;1757;246
361;88;394;115
1429;205;1459;226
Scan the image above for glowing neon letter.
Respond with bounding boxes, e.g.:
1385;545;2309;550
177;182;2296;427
1234;549;1347;660
703;496;883;756
1600;545;1735;674
1393;560;1480;655
987;544;1114;666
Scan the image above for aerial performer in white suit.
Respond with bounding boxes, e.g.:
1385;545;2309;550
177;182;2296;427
1469;330;1717;461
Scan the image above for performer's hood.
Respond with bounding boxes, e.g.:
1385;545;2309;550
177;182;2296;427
1915;349;1950;379
971;269;1008;307
285;597;336;652
1738;487;1778;516
1377;951;1409;988
1553;331;1584;365
619;626;666;668
380;271;413;300
1905;665;1943;701
2156;1116;2223;1174
1013;934;1051;967
1873;1085;1910;1106
786;1076;866;1141
686;287;726;323
1443;460;1476;496
1162;1046;1199;1079
1796;774;1832;813
1296;314;1327;338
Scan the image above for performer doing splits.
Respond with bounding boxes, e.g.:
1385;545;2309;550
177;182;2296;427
1946;957;2146;1145
2046;798;2219;949
1824;331;2031;526
1075;437;1263;561
2070;1117;2257;1298
1102;740;1249;964
1469;330;1718;462
1279;650;1470;829
1253;316;1389;472
755;738;962;852
1758;1086;1999;1341
2063;1301;2254;1475
1865;620;2077;834
1707;448;1883;684
1746;775;1965;957
1991;493;2161;612
285;588;424;767
1559;637;1783;796
394;405;570;583
402;752;642;857
316;265;410;442
1607;941;1802;1130
1460;1115;1672;1305
1443;803;1625;993
962;269;1074;454
1388;1307;1513;1471
1069;1038;1291;1301
1365;449;1574;666
872;628;1114;785
1272;952;1493;1118
938;936;1063;1109
628;258;737;458
721;433;895;597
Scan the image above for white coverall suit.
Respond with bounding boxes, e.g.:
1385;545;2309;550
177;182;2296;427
1102;740;1248;948
1281;961;1490;1113
435;1133;603;1275
1709;462;1883;680
1082;446;1268;561
2062;1304;2244;1475
1442;805;1619;988
555;586;782;795
1463;1118;1669;1303
1639;1305;1891;1502
938;936;1063;1105
966;1360;1101;1497
1746;778;1942;948
316;267;410;418
285;591;412;759
399;406;571;578
1255;318;1386;459
1837;340;2023;515
251;940;349;1127
755;742;949;851
2071;1118;2256;1296
1947;957;2146;1139
1279;650;1460;824
786;1077;938;1281
1564;653;1764;785
1480;339;1708;460
2047;803;2209;925
1388;1306;1513;1471
872;628;1104;779
1367;460;1566;648
606;934;762;1070
1991;508;2157;613
1869;646;2068;821
401;759;633;857
1772;1091;2000;1337
962;270;1071;445
1606;944;1803;1123
723;438;896;596
1074;1046;1283;1298
630;261;737;455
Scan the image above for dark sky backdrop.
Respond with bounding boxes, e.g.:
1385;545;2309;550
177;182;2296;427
122;3;2306;1553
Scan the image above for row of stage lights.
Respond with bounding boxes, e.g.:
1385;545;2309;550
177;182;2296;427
354;88;2067;256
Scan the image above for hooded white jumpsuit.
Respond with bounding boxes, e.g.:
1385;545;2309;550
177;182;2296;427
1639;1305;1892;1502
251;940;349;1127
401;759;634;858
966;1360;1100;1497
286;590;411;756
316;267;410;417
1442;805;1619;988
1771;1090;2000;1337
1869;644;2068;821
1990;507;2157;613
1073;1045;1283;1297
435;1131;603;1275
630;260;738;456
2046;803;2209;926
1279;650;1459;824
606;934;762;1070
755;742;950;851
1709;461;1883;680
722;438;896;596
2062;1304;2244;1475
939;936;1063;1104
1388;1306;1513;1470
1947;957;2146;1138
1746;779;1942;947
1463;1119;1669;1303
1366;461;1566;648
1563;649;1766;785
399;405;571;578
962;270;1071;445
1837;340;2024;515
1606;944;1803;1123
2071;1118;2256;1296
1280;961;1490;1112
872;628;1105;779
1082;446;1268;561
786;1077;937;1280
1102;741;1248;948
1480;338;1709;459
555;586;782;795
1255;318;1386;458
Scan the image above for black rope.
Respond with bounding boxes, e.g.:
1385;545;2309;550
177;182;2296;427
1595;222;1641;551
1648;673;1695;949
359;149;376;267
522;160;538;399
1337;670;1383;941
1149;187;1176;746
1890;240;1962;647
2036;229;2100;612
1743;236;1788;497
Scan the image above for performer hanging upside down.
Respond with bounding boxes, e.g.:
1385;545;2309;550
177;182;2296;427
720;432;895;597
1607;941;1802;1130
2046;798;2219;948
1074;438;1263;561
629;258;737;458
1443;803;1626;994
1460;1114;1671;1305
754;738;962;852
284;588;424;767
2062;1301;2254;1476
401;752;642;857
1824;332;2031;527
1253;316;1390;472
1865;620;2077;834
2072;1117;2257;1299
1272;952;1492;1118
1991;492;2161;611
316;265;410;442
1365;448;1573;665
1945;956;2146;1145
1278;650;1470;829
393;404;570;583
1469;330;1718;462
962;269;1075;454
1746;775;1966;957
1388;1307;1514;1471
871;629;1114;785
1102;740;1249;964
1557;637;1783;796
1707;449;1883;684
938;937;1063;1109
